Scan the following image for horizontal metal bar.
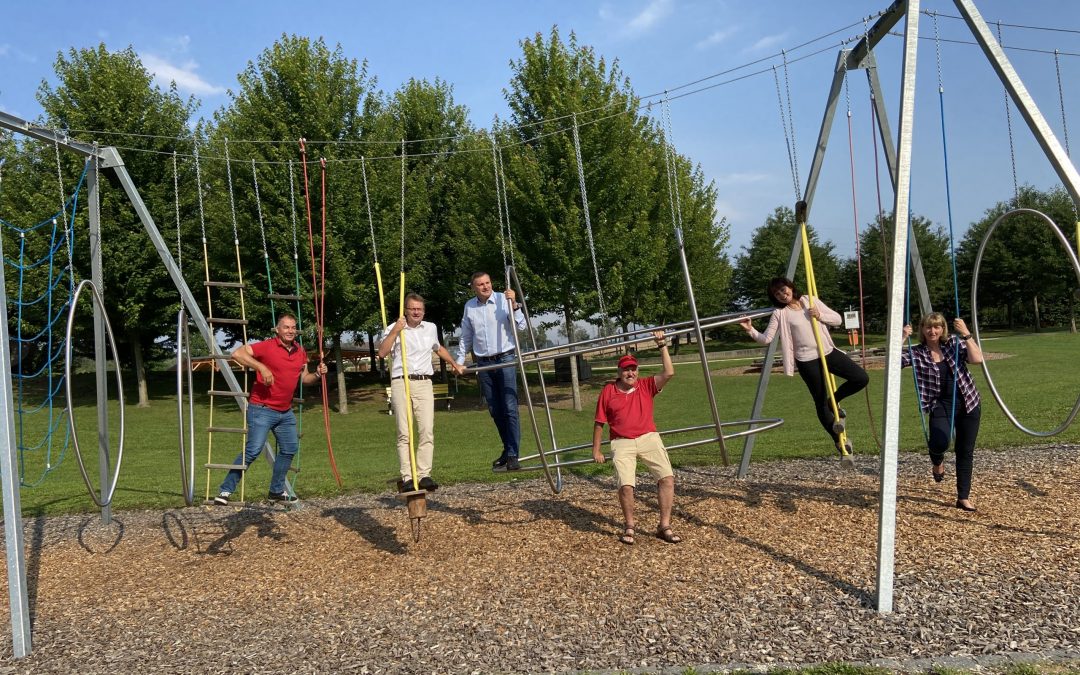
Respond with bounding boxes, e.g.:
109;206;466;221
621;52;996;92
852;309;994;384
204;463;247;470
204;281;246;289
207;318;248;325
206;426;246;434
208;390;249;398
267;293;303;301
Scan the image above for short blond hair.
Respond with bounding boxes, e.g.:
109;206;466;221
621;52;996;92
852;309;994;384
918;312;949;345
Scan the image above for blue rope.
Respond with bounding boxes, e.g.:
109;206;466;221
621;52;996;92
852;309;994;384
937;76;963;439
2;162;87;486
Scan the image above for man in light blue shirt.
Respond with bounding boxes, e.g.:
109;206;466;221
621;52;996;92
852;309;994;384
455;271;527;471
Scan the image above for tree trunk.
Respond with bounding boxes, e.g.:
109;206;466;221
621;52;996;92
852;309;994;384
131;334;150;408
1033;295;1041;333
1070;295;1077;334
333;334;347;414
564;308;581;412
368;330;380;378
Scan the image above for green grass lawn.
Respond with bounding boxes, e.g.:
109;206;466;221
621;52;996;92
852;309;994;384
9;330;1080;516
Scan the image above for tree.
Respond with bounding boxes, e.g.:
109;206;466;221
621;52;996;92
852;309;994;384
731;206;841;311
36;44;198;406
211;35;376;411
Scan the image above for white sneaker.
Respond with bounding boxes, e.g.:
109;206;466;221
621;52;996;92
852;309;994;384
213;492;230;506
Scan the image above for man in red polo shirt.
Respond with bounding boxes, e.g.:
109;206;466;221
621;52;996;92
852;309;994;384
591;330;680;545
214;313;326;505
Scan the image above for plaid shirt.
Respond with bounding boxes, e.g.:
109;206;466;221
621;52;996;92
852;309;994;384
901;335;981;413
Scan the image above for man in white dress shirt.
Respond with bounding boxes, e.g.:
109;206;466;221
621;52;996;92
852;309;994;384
379;293;464;491
455;272;527;471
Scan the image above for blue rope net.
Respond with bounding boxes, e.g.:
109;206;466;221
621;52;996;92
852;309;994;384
1;163;87;487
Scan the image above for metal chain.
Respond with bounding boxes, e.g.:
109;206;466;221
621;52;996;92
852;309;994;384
489;131;508;274
252;160;269;260
773;66;801;201
660;101;679;233
496;145;517;270
360;156;378;263
172;151;183;274
1055;49;1072;158
288;161;300;267
571;113;607;324
662;98;685;230
931;11;944;95
782;50;802;199
224;138;240;245
997;22;1020;203
194;140;208;243
53;137;70;234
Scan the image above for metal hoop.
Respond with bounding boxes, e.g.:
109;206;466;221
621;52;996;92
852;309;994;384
176;309;196;506
971;208;1080;437
64;279;125;507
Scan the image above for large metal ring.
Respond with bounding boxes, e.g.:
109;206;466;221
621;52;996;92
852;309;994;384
176;309;196;506
971;208;1080;437
64;279;125;507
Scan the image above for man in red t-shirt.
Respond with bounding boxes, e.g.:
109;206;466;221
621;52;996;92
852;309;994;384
592;330;680;545
213;313;326;505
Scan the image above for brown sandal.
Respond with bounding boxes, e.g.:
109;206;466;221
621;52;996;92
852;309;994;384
619;527;635;545
656;526;682;544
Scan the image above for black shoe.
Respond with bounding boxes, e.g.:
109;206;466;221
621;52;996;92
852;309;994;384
506;457;521;471
397;479;411;493
832;408;848;435
267;490;298;503
492;454;508;469
932;464;945;483
418;476;439;491
213;492;230;506
956;499;976;512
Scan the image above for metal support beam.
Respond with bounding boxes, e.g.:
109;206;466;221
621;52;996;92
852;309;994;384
87;160;112;524
952;0;1080;208
877;0;921;615
0;226;31;658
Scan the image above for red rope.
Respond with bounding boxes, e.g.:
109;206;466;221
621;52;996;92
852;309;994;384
298;140;343;487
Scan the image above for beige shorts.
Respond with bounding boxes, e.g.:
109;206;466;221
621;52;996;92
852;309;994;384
611;431;673;487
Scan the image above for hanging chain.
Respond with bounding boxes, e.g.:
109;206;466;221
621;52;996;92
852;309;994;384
53;136;70;234
252;159;269;260
662;98;685;230
571;113;607;324
489;130;508;274
932;11;944;95
194;139;208;243
997;22;1020;203
172;151;183;274
288;160;300;267
1055;49;1072;158
361;156;378;263
496;145;517;270
224;138;240;245
782;50;802;199
774;66;801;202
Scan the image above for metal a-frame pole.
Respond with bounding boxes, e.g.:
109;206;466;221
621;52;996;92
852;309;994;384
952;0;1080;205
878;0;921;614
738;0;934;477
0;233;31;658
87;159;112;525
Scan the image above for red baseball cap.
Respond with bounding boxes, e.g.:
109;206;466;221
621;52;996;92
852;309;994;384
617;354;638;369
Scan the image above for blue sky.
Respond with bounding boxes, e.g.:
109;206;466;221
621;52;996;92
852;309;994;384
3;0;1080;262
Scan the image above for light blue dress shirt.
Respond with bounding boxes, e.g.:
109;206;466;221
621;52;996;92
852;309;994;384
455;291;527;364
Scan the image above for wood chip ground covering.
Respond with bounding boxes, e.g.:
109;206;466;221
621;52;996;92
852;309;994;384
1;444;1078;674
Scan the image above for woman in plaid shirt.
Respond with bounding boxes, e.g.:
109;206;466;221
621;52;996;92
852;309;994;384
902;312;984;512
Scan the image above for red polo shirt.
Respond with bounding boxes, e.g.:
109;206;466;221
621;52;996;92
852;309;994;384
248;337;308;412
594;376;660;440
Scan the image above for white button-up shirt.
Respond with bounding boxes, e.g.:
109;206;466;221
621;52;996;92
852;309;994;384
380;321;439;377
455;291;526;364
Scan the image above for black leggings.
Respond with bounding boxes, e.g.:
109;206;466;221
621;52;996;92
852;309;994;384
795;349;870;444
928;403;980;501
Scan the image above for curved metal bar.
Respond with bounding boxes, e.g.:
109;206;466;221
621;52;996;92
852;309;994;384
64;279;125;507
514;418;785;473
971;207;1080;436
176;310;196;506
466;307;774;376
504;265;561;492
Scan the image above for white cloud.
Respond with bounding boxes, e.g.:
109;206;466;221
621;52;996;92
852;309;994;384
140;53;225;96
0;44;37;63
695;27;738;51
165;35;192;52
717;171;770;185
601;0;673;38
746;31;790;53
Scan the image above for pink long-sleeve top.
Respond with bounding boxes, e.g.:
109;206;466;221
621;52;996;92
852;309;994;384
747;295;842;376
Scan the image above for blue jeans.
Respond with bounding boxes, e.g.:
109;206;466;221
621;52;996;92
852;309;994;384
477;351;520;459
219;404;298;495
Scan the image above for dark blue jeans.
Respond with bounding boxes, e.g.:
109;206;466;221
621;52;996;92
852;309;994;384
477;351;520;459
795;349;870;443
219;403;298;495
929;403;980;501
